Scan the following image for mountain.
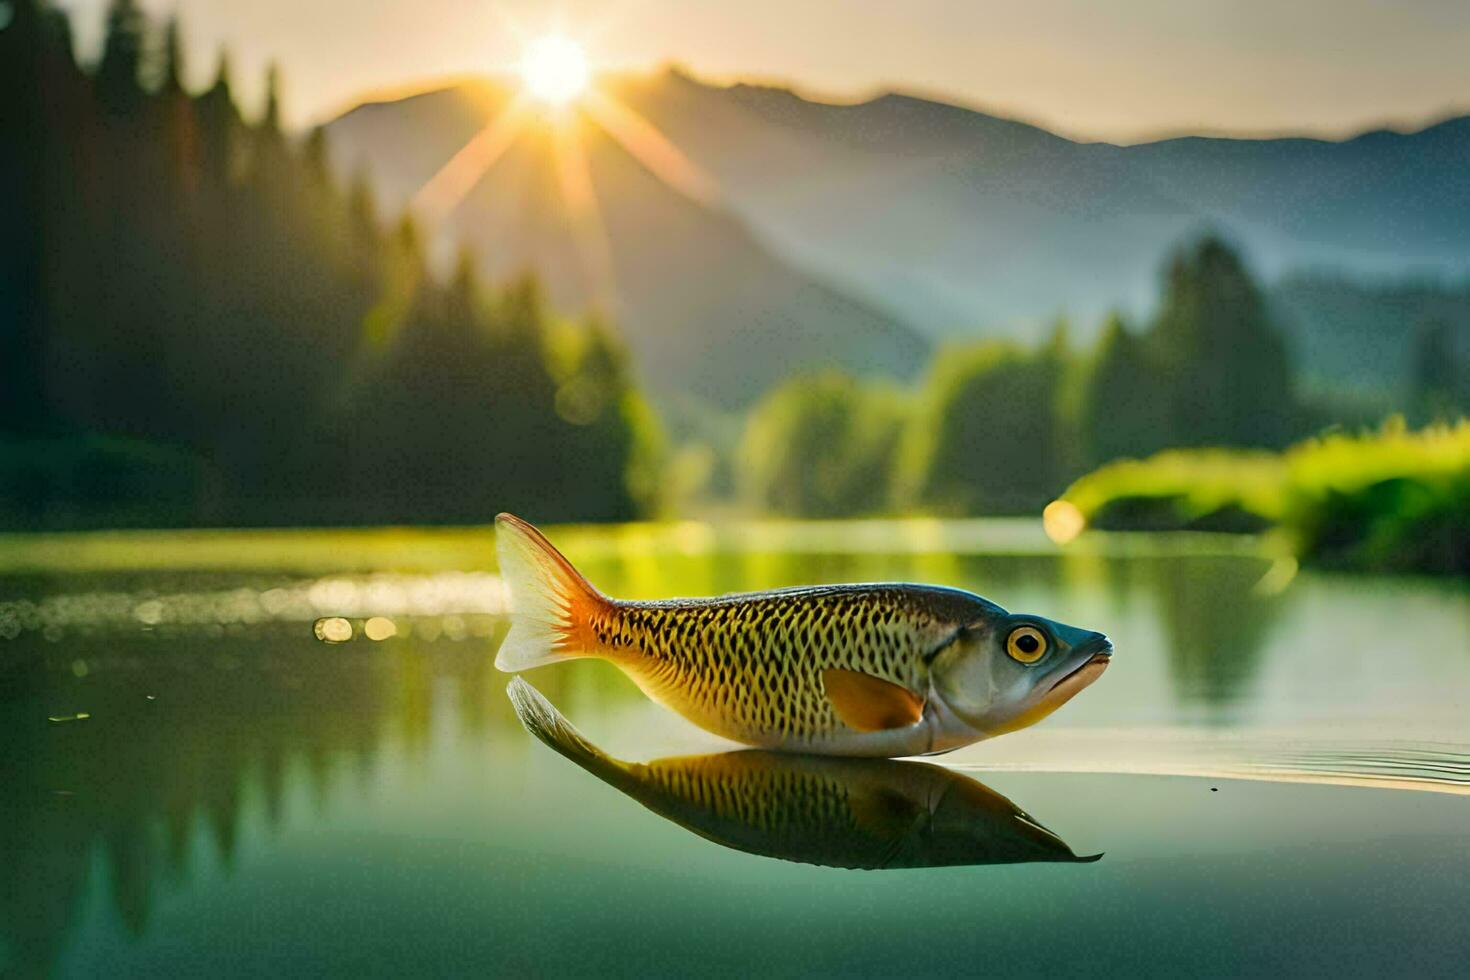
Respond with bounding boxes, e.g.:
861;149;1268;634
1268;273;1470;397
608;70;1470;341
325;82;928;409
605;73;1182;335
326;71;1470;400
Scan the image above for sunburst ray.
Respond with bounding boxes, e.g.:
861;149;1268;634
404;20;730;318
552;113;617;308
410;95;532;226
582;90;723;207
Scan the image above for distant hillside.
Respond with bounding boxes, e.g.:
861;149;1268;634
606;72;1183;337
327;70;1470;401
609;70;1470;342
326;84;928;409
1129;118;1470;270
1269;273;1470;396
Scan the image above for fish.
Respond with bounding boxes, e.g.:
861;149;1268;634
493;513;1112;758
507;676;1099;870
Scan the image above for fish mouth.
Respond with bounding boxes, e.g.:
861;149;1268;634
1045;638;1112;696
983;636;1112;737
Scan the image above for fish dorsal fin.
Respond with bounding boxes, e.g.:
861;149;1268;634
822;669;924;732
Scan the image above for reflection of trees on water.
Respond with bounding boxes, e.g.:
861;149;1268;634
0;626;636;977
1147;555;1289;715
0;631;384;973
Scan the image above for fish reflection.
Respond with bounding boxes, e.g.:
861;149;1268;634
507;677;1098;870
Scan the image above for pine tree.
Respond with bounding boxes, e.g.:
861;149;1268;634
196;50;240;184
345;171;379;259
262;61;283;131
0;0;50;432
161;16;186;95
302;126;331;186
1147;236;1296;448
156;16;201;189
1077;314;1171;467
1411;318;1467;420
96;0;147;116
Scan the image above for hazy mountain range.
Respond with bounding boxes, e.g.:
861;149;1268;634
326;80;929;409
326;69;1470;404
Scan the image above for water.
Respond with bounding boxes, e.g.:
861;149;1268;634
1;521;1467;977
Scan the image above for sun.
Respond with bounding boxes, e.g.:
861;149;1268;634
520;36;590;106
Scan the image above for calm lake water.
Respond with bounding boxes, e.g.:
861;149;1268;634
2;521;1467;977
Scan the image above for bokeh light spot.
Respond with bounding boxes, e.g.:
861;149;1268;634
1043;499;1086;545
364;616;397;641
313;617;353;643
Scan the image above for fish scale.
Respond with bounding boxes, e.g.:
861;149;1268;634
637;758;858;837
585;586;981;746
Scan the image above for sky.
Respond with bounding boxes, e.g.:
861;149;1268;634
53;0;1470;142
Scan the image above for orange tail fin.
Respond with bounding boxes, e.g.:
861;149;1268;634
493;514;608;671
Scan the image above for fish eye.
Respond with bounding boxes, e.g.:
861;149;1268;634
1006;626;1048;664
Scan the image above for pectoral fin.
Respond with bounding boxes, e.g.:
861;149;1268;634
822;668;924;732
848;785;926;839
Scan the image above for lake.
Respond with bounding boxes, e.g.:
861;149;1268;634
1;521;1467;977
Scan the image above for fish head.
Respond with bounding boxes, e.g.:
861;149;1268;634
930;611;1112;737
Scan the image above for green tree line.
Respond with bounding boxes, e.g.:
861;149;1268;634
740;236;1464;518
0;0;661;528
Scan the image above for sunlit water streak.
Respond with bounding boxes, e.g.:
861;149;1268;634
0;572;507;640
944;729;1470;796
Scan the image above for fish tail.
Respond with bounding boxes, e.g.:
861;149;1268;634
494;513;609;672
506;677;626;781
